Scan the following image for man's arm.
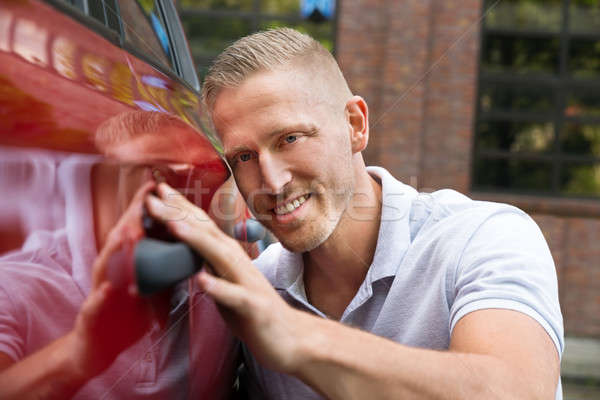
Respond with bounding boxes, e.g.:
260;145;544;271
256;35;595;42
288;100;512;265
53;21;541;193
0;333;96;399
292;308;558;399
147;183;560;400
0;182;164;399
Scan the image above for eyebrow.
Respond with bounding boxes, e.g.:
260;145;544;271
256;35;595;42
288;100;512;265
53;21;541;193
224;124;317;160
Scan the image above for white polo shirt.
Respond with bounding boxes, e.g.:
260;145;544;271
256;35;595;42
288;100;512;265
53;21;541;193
245;166;564;399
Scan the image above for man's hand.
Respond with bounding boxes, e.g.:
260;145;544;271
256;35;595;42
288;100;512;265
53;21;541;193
146;182;308;374
72;180;170;376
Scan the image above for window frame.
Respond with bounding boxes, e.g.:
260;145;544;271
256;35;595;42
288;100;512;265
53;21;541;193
45;0;122;47
45;0;201;93
472;0;600;199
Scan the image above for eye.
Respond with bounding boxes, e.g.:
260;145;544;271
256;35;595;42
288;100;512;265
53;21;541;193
284;135;297;144
237;152;252;162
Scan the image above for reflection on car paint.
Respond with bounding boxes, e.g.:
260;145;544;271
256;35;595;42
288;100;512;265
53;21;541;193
0;4;222;152
0;1;246;398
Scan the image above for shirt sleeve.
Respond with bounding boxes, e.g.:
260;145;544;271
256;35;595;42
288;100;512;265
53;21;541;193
449;210;564;358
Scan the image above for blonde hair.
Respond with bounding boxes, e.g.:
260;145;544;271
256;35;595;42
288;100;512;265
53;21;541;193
94;111;190;152
202;28;347;112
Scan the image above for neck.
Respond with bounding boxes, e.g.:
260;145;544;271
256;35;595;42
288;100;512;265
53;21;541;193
304;167;382;296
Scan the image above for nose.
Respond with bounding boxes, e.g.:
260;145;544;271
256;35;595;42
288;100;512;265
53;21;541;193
258;152;292;194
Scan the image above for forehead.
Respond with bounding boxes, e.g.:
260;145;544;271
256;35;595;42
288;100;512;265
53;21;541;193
211;69;321;146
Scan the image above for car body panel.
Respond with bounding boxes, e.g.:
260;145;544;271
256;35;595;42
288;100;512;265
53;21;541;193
0;1;243;397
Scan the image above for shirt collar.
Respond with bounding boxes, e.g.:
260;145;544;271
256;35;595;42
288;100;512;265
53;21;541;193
367;166;417;282
271;166;418;293
273;248;303;291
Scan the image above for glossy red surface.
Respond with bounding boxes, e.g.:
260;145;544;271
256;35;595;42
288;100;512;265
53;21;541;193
0;1;240;398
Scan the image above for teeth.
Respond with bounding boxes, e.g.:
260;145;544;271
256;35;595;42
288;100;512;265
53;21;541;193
275;195;308;215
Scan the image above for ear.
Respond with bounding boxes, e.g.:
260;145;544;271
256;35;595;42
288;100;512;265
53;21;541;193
345;96;369;154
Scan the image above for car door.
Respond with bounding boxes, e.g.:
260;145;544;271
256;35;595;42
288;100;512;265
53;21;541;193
0;0;242;397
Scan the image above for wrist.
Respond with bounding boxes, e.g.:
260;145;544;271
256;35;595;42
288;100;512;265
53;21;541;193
286;310;332;376
64;330;105;382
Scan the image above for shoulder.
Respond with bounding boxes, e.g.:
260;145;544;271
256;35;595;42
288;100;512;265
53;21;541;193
410;188;530;242
406;189;548;280
0;233;83;305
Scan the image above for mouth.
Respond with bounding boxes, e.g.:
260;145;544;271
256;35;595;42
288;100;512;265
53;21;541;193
270;193;312;221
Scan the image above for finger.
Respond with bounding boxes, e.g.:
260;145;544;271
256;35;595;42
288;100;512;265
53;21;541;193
155;182;226;231
154;182;198;217
147;193;243;279
130;180;156;210
155;182;219;228
92;234;125;289
156;182;190;206
197;270;251;316
82;281;112;322
145;193;188;223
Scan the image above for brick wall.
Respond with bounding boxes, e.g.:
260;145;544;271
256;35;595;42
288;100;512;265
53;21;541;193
337;0;480;192
336;0;600;337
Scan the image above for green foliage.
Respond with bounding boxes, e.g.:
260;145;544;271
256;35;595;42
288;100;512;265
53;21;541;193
477;121;554;153
179;0;254;11
179;0;336;79
483;36;560;75
259;20;333;51
485;0;562;32
137;0;155;14
569;40;600;77
480;84;554;113
260;0;300;14
474;157;554;192
562;124;600;156
562;164;600;195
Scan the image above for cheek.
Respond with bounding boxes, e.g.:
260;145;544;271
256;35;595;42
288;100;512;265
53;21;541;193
233;166;262;201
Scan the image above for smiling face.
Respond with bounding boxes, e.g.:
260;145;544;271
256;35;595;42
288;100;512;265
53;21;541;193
212;66;358;252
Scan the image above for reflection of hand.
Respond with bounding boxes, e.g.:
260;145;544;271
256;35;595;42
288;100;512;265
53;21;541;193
71;181;169;376
146;183;309;374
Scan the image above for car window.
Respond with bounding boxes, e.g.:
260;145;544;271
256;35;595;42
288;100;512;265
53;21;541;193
59;0;121;33
117;0;175;72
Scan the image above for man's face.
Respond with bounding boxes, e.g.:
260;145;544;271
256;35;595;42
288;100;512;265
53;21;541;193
212;67;356;252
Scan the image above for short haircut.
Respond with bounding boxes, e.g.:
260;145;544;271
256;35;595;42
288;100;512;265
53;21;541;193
202;27;349;112
94;111;191;154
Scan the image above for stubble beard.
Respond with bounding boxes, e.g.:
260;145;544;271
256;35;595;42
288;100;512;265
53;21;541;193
275;179;354;254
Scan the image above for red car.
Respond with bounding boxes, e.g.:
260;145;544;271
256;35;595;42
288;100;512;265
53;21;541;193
0;0;253;398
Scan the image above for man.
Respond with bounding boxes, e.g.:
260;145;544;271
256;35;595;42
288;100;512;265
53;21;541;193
146;28;564;399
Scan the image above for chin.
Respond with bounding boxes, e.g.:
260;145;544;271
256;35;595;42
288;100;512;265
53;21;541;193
278;237;320;253
276;224;333;253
